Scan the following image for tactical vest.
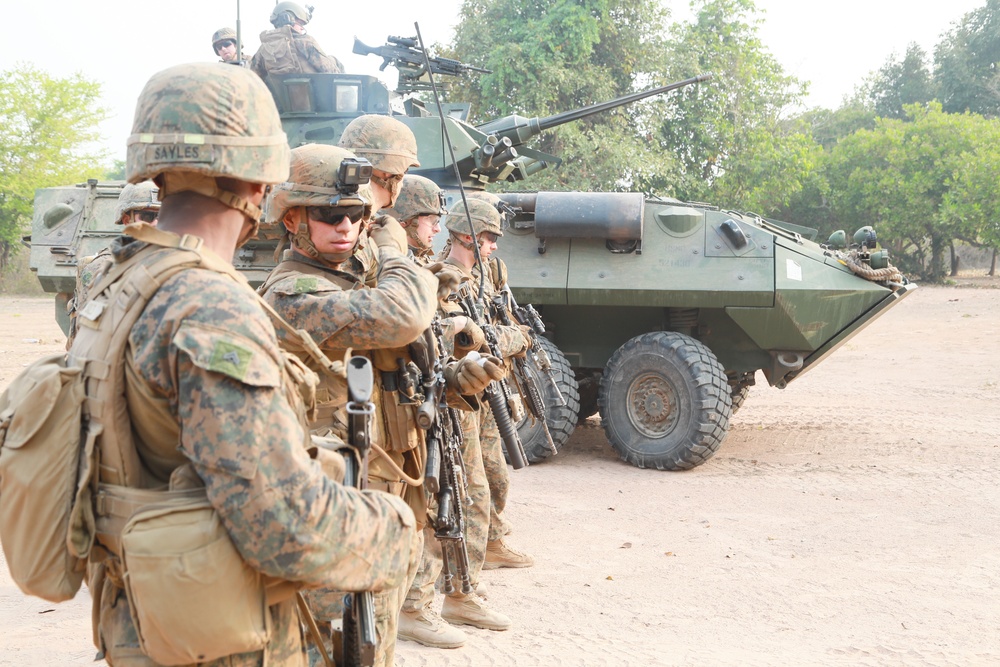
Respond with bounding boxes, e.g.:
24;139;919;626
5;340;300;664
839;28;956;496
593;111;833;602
70;225;338;663
259;254;428;516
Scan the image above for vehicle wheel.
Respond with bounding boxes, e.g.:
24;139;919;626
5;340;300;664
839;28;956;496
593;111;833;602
516;337;580;463
598;331;732;470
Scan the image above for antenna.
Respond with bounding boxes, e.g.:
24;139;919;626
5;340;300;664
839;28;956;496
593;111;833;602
413;22;486;302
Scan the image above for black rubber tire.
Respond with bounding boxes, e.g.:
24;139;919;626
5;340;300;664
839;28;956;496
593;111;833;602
598;331;732;470
516;337;581;463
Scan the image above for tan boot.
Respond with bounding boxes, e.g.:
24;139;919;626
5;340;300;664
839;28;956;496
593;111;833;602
398;607;467;649
483;537;534;570
475;580;488;599
441;593;511;631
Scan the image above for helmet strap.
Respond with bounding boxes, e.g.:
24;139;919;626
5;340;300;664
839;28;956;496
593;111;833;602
449;230;475;251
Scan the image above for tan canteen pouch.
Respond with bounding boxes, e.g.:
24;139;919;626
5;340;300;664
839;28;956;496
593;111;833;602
120;498;270;665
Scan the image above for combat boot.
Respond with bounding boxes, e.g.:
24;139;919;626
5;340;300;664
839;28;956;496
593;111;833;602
398;607;467;649
483;537;534;570
441;593;511;631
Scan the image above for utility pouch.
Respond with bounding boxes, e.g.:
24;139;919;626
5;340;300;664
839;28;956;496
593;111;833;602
0;352;96;602
120;497;270;665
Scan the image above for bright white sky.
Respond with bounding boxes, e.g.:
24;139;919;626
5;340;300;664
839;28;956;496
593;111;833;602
0;0;987;164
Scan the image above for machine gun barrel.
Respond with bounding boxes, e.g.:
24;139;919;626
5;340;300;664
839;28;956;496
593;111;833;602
477;74;711;146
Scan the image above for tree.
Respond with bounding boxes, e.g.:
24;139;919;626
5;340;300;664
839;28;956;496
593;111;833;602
864;43;937;120
647;0;814;213
935;0;1000;117
446;0;684;191
825;102;995;281
0;64;109;270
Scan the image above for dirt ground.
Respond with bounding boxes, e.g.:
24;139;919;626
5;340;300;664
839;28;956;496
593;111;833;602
1;283;998;666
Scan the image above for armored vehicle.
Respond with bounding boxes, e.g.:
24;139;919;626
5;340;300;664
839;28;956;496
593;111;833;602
27;41;914;469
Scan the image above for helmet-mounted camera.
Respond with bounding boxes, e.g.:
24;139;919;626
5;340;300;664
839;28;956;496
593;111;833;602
330;157;372;206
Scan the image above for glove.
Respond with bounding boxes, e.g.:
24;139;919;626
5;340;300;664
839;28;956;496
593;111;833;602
453;316;486;357
368;215;408;254
425;261;464;301
444;353;506;395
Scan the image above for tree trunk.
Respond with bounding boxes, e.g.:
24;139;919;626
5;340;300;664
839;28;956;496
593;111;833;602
950;242;960;277
990;248;998;277
929;235;946;283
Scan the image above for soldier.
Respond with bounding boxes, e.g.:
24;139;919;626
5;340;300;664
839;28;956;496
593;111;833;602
65;181;160;347
78;62;417;666
211;27;244;64
259;143;503;666
250;2;344;80
446;192;536;572
382;174;447;265
399;198;532;647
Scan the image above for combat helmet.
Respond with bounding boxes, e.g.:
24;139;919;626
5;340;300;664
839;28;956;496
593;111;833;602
211;27;236;50
444;198;503;238
114;180;160;223
126;63;290;240
270;1;312;27
466;190;516;230
383;175;446;222
265;143;374;265
338;115;420;176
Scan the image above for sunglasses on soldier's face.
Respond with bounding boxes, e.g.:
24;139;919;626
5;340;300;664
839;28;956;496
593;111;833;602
134;210;158;223
216;40;235;50
307;205;366;225
480;232;500;244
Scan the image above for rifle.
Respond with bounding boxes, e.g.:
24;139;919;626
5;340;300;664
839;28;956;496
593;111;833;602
501;286;565;406
489;290;562;457
340;356;377;667
410;321;473;596
353;35;491;94
453;283;529;469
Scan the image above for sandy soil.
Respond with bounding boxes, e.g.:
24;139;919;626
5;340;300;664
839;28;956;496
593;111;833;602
1;284;998;666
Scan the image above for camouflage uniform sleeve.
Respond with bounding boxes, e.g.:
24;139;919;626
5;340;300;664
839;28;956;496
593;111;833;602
249;49;267;79
492;323;529;359
266;248;437;351
130;270;415;591
299;34;344;73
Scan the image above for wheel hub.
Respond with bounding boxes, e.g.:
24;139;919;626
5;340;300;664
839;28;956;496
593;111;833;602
627;373;678;438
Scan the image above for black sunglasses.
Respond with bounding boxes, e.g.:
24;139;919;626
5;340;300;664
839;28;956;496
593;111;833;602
134;210;158;223
216;39;236;50
307;205;365;225
480;231;499;244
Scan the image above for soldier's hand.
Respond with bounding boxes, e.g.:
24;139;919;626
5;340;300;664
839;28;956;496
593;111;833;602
368;215;409;254
453;317;486;357
425;261;464;301
444;353;506;395
510;324;532;358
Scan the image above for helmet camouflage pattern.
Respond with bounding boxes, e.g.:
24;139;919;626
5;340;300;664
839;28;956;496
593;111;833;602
211;27;236;48
444;198;503;237
114;180;160;221
265;144;372;224
338;115;420;175
383;175;446;222
126;63;290;186
270;1;312;27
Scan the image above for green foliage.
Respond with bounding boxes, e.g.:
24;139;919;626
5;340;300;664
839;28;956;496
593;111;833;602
646;0;812;213
105;159;126;181
935;0;1000;117
864;43;937;120
824;102;999;281
448;0;683;191
0;63;108;270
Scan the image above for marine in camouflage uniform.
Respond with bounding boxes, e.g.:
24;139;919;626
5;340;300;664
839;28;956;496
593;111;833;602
399;198;533;647
212;27;247;65
382;174;447;266
258;141;502;665
81;62;417;667
250;2;343;80
65;180;160;348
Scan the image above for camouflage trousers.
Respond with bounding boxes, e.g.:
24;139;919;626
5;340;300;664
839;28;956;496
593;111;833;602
479;407;513;542
305;452;422;667
403;407;491;611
